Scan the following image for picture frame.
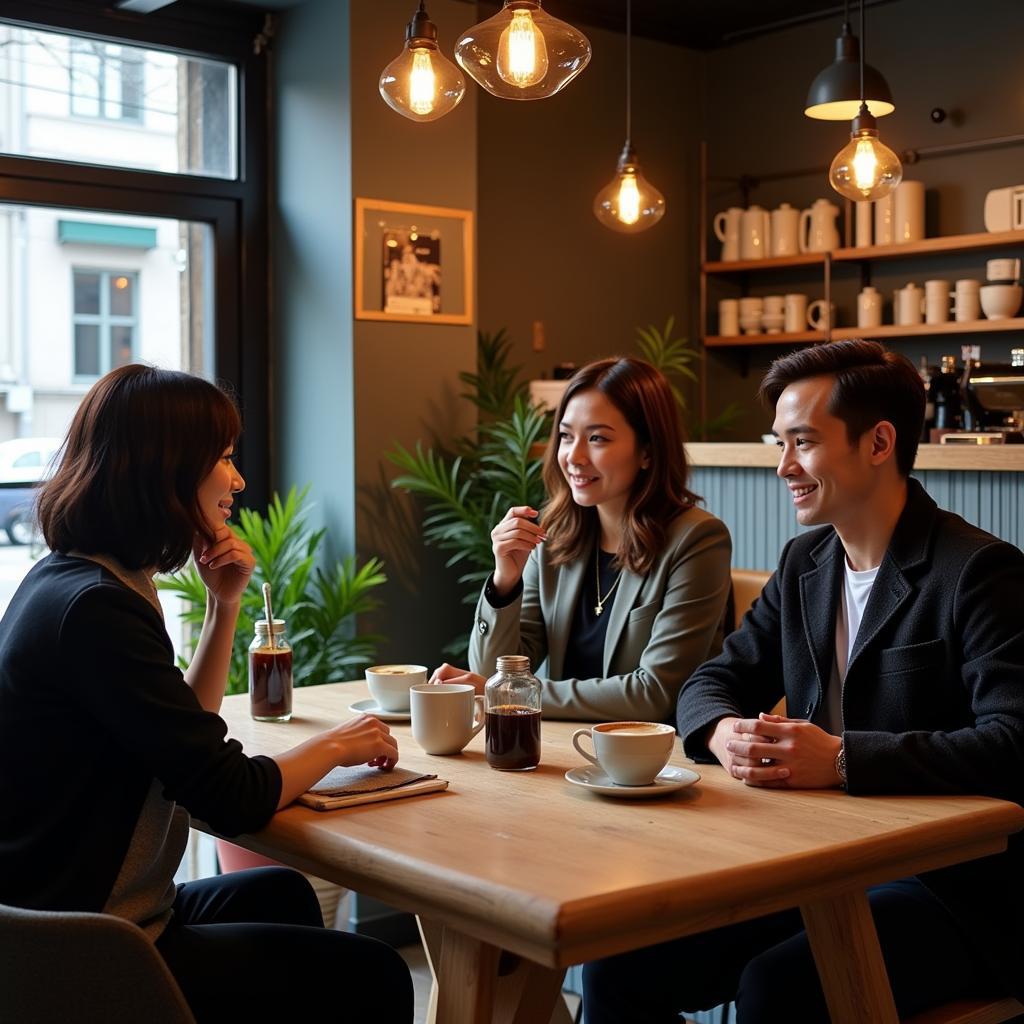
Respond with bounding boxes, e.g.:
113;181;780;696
354;197;474;325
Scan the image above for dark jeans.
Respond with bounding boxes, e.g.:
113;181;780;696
582;878;999;1024
155;867;414;1023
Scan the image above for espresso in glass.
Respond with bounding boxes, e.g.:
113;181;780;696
485;704;541;771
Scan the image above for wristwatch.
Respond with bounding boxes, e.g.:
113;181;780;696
834;742;847;789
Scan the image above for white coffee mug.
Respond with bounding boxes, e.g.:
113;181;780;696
410;683;485;755
894;283;924;326
784;293;807;333
894;180;925;243
954;279;981;322
924;279;952;325
806;299;835;331
366;664;427;712
571;721;676;786
718;298;739;337
857;286;882;328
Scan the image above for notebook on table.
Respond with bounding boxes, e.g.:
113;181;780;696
298;765;448;811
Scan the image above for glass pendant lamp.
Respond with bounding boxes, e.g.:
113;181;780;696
593;0;665;233
805;0;894;119
454;1;591;101
380;2;465;122
828;0;902;201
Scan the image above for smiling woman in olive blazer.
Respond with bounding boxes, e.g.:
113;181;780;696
448;357;731;723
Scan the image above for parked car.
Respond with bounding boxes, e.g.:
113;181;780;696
0;438;61;545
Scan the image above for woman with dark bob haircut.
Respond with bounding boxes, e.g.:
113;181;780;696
433;357;732;722
0;365;413;1022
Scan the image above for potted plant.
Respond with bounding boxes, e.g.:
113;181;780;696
159;485;386;925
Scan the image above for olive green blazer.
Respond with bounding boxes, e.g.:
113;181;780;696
469;506;732;722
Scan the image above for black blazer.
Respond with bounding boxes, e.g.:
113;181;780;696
677;478;1024;999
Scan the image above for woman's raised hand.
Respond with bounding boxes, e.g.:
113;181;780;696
491;506;545;596
194;526;256;607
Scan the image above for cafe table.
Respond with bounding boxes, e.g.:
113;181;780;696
206;681;1024;1024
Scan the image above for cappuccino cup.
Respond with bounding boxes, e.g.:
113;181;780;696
366;664;427;712
571;721;676;786
411;683;485;755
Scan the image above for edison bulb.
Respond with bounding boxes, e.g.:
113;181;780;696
379;8;465;122
594;146;666;233
497;8;548;87
829;125;902;201
455;1;591;101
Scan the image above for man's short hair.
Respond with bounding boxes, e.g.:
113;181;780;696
758;339;925;477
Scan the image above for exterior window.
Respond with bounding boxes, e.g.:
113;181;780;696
72;269;138;381
69;40;144;123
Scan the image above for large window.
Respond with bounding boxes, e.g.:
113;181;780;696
69;40;144;123
72;269;139;380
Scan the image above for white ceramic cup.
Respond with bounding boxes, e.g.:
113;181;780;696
986;258;1021;283
894;284;924;326
806;299;835;331
980;283;1023;320
366;664;427;712
718;298;739;336
763;294;785;313
857;286;882;328
894;180;925;243
784;293;807;333
924;279;952;325
954;279;981;322
571;721;676;786
410;683;485;755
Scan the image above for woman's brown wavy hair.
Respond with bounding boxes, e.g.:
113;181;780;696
541;357;698;575
36;364;241;573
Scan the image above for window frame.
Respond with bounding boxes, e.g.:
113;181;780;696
71;267;140;383
68;38;145;124
0;0;271;508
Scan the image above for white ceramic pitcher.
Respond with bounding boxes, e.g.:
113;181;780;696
713;207;743;261
799;198;840;253
740;205;771;261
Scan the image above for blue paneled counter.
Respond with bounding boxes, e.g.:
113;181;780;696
687;444;1024;570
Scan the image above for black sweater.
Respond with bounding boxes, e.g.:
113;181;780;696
0;554;282;912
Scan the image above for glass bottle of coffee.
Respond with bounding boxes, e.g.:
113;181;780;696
484;655;541;771
248;618;293;722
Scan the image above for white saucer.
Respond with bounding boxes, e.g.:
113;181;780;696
564;764;700;798
348;698;410;722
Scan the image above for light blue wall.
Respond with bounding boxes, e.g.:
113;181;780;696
692;467;1024;571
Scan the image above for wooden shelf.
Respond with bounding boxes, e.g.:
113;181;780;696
832;318;1024;340
833;229;1024;263
703;252;826;273
704;330;824;348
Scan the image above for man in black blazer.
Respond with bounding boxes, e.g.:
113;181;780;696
582;340;1024;1023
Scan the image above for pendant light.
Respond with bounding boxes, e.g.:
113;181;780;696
454;1;591;101
379;2;465;122
805;0;894;120
828;0;902;201
593;0;665;233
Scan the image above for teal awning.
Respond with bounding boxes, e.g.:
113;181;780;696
57;220;157;249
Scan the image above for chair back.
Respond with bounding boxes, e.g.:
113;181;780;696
0;902;195;1023
728;568;772;632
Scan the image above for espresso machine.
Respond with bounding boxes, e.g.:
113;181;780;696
942;348;1024;444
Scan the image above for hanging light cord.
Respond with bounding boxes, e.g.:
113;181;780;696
625;0;632;146
859;0;865;105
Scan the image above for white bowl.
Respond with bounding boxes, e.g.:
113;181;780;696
980;284;1022;320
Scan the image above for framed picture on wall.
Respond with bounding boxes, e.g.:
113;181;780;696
354;197;473;325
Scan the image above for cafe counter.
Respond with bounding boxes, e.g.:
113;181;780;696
685;443;1024;570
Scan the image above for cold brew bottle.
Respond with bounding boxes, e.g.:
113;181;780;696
484;655;541;771
248;618;293;722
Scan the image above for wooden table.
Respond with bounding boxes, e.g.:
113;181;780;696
208;682;1024;1024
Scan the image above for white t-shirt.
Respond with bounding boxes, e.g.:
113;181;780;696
814;558;879;736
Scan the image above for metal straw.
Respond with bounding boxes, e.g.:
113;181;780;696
262;581;275;649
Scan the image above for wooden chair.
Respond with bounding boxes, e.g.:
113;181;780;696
903;997;1024;1024
729;568;773;633
0;901;195;1023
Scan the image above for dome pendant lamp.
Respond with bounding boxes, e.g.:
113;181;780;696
454;1;591;101
593;0;665;233
379;2;466;122
805;0;894;120
828;0;902;201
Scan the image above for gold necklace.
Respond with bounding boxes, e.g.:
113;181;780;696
594;545;623;616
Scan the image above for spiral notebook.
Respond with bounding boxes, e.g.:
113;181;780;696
298;765;448;811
